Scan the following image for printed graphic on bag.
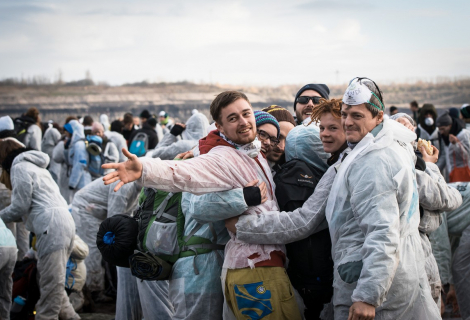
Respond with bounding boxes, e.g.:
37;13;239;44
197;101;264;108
234;281;273;319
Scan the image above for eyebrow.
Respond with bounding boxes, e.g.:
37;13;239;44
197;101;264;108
226;108;251;120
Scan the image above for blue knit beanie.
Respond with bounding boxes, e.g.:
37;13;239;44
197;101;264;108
254;111;280;138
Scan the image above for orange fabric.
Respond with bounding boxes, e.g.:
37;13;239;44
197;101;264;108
450;166;470;182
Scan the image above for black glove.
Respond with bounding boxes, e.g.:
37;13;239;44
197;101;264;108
170;124;185;136
69;186;75;190
243;186;261;207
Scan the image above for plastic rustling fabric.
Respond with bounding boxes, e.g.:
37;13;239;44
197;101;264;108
96;214;138;268
452;224;470;319
116;266;174;320
138;147;284;269
145;221;179;256
149;113;210;160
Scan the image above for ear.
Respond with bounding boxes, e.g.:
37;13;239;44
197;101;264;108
215;121;224;135
377;111;384;124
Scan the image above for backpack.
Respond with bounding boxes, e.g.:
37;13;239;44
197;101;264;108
129;132;149;157
130;187;224;281
13;117;34;144
10;258;40;320
273;159;333;291
85;135;106;178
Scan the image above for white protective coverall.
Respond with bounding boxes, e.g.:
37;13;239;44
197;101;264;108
66;120;92;192
23;123;42;151
429;182;470;297
71;178;141;292
452;223;470;319
105;130;128;162
41;126;62;182
100;114;110;131
0;217;17;319
325;119;440;319
67;234;89;311
1;172;29;260
165;190;246;320
52;140;73;204
0;150;78;320
148;112;210;160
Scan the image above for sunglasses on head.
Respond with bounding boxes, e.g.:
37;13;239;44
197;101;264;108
296;96;322;105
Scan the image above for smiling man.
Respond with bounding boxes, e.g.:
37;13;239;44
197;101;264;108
294;84;330;125
102;91;302;319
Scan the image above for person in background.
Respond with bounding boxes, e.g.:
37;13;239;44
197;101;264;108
128;117;159;151
293;84;330;125
159;111;174;132
83;115;94;136
389;106;398;116
122;113;136;144
106;120;128;162
417;104;442;167
0;214;16;320
41;122;62;181
410;100;420;124
0;138;79;320
139;110;151;125
436;112;470;182
52;116;77;204
261;105;296;173
100;114;110;132
460;103;470;129
20;107;43;151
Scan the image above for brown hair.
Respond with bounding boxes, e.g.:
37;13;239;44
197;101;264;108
210;91;250;123
25;107;40;125
123;113;134;125
0;139;25;190
65;116;77;125
308;98;342;126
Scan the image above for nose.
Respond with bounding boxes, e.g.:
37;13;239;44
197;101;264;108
277;139;285;151
239;116;249;126
343;115;354;127
307;99;314;107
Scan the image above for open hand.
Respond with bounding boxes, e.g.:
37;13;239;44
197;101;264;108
102;148;143;192
420;145;439;163
175;150;194;160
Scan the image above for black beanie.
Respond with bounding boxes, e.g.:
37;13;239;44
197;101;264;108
293;84;330;111
140;110;151;119
436;112;453;127
147;117;157;127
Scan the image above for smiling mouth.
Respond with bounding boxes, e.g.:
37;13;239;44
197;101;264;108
239;127;251;134
261;147;266;153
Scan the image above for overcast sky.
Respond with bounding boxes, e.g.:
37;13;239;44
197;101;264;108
0;0;469;86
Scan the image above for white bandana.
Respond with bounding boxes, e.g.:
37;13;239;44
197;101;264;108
219;133;261;158
342;78;384;111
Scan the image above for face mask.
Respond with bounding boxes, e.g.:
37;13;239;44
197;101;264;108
343;78;384;111
219;133;261;158
424;117;434;126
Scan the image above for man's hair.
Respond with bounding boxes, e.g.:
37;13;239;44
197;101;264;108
123;113;134;125
410;100;418;108
362;80;384;118
110;120;124;133
83;115;94;126
65;116;77;125
308;98;342;125
25;107;40;124
210;91;250;123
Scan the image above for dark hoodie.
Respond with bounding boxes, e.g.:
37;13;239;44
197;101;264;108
442;117;465;146
418;104;438;136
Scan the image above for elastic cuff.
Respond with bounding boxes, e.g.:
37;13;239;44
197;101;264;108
243;186;261;206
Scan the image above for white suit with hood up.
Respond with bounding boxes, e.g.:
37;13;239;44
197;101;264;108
0;150;78;320
147;113;210;160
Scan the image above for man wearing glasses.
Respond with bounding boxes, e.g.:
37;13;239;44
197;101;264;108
254;111;280;156
294;84;330;125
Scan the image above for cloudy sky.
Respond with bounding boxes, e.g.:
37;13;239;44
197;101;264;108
0;0;469;86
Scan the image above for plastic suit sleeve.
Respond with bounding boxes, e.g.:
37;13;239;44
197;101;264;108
105;142;119;164
138;152;244;194
416;162;462;212
52;141;65;164
151;141;197;161
348;159;401;307
188;188;248;224
448;130;470;170
156;132;178;148
429;215;453;285
69;141;88;189
0;170;33;223
107;182;140;217
436;140;447;173
24;125;42;151
236;167;335;245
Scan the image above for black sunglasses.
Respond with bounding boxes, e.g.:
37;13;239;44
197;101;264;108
296;96;322;105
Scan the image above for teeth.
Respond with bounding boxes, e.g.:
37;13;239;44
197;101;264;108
240;129;250;133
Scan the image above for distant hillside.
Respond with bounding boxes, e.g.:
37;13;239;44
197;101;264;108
0;79;468;122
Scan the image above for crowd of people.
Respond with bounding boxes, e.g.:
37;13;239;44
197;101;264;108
0;78;469;320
